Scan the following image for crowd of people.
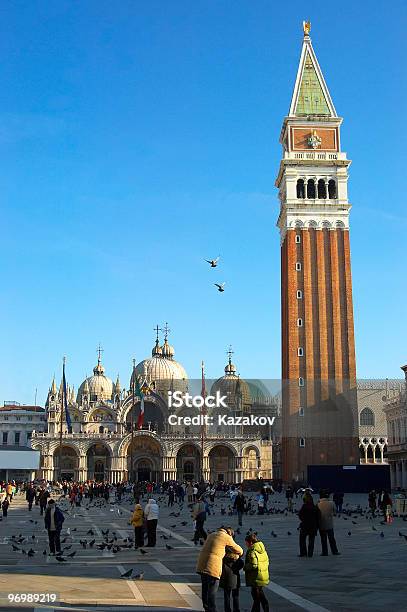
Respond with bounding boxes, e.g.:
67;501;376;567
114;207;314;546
1;477;404;612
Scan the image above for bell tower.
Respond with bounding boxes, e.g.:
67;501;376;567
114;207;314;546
276;23;358;482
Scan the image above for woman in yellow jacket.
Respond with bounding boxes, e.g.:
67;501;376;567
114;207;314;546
130;499;144;549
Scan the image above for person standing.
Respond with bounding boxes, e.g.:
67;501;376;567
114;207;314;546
196;526;243;612
144;498;159;547
381;491;392;523
233;490;246;527
244;533;270;612
44;499;65;556
130;499;144;549
168;485;175;507
219;531;244;612
26;485;36;511
368;490;377;515
298;492;319;558
187;482;194;504
39;488;50;516
192;497;207;545
317;490;340;556
2;497;9;518
285;485;294;512
333;492;344;514
6;482;13;503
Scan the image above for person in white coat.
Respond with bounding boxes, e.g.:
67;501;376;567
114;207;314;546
144;498;159;547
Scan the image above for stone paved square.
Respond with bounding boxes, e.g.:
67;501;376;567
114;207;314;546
0;491;406;611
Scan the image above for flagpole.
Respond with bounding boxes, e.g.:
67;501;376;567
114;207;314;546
58;356;66;482
130;359;135;484
201;361;206;483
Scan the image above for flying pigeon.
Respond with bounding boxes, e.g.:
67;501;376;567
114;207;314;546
214;283;225;292
206;257;220;268
121;568;134;579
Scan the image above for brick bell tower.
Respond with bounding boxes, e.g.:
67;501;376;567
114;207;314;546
276;22;359;483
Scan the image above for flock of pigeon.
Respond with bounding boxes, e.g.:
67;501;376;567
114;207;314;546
205;256;225;292
5;493;407;584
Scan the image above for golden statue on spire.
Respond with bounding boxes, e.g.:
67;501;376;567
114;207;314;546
303;20;311;36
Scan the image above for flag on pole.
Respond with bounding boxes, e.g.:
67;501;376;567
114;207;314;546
135;378;145;430
201;361;207;433
62;359;73;434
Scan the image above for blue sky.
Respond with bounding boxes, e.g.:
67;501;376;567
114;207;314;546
0;1;406;405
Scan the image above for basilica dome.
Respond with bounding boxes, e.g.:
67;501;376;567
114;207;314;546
77;359;115;404
130;336;188;394
210;357;252;410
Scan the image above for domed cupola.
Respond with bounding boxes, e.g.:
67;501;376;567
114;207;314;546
152;338;162;357
210;347;252;410
161;338;175;359
77;347;114;404
130;324;188;395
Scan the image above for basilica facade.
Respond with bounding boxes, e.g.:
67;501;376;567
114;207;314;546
31;334;277;484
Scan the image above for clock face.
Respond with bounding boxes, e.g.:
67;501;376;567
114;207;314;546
308;133;322;149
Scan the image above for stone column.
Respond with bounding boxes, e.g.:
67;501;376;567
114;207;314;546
78;455;87;482
203;456;210;482
401;460;407;489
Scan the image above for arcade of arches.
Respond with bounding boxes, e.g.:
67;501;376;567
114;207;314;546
35;435;268;483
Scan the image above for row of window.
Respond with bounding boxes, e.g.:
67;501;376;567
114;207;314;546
296;179;337;199
1;431;31;445
0;415;46;421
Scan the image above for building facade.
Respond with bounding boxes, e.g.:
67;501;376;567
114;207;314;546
276;23;359;482
383;366;407;489
357;380;403;465
0;404;46;448
31;335;276;483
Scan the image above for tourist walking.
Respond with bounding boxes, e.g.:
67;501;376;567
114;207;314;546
39;488;50;516
298;492;319;557
233;490;246;527
26;485;36;511
196;526;243;612
244;533;270;612
130;498;144;548
144;497;159;547
219;529;244;612
317;490;340;556
192;497;207;545
44;499;65;556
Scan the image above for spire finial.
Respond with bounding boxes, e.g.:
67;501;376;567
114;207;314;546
303;20;311;37
163;322;171;341
227;345;234;365
154;324;162;342
97;343;104;365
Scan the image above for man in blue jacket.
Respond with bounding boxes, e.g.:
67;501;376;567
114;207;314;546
44;499;65;556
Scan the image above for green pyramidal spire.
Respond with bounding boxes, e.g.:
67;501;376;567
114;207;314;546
295;51;331;116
